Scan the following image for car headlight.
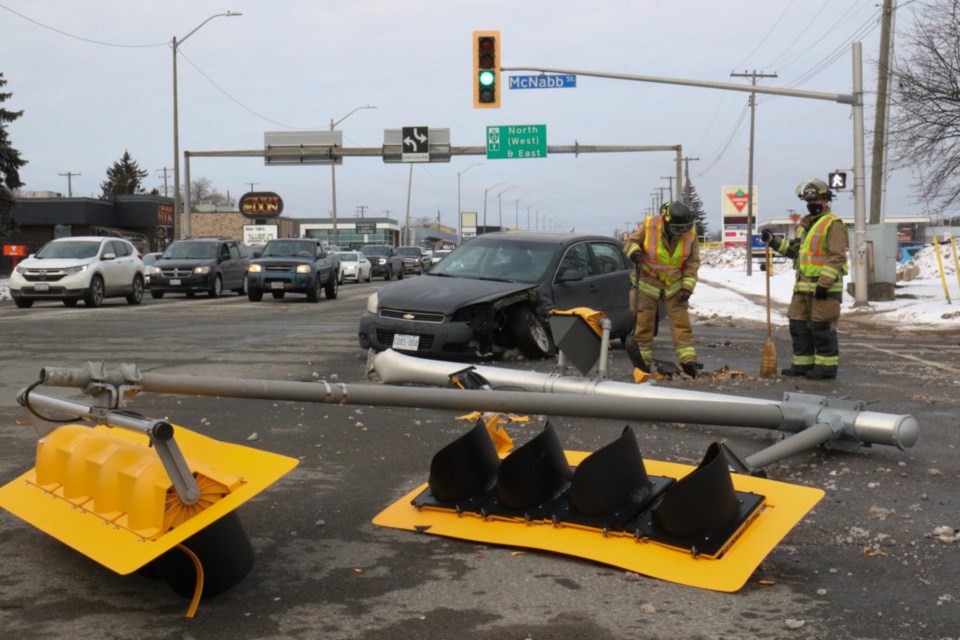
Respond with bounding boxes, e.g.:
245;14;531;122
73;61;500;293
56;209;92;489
296;265;312;274
248;264;262;273
377;258;386;265
193;266;211;275
150;266;162;275
366;291;379;314
14;265;27;275
63;265;88;275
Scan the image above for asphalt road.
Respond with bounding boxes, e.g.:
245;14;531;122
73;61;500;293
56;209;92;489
0;280;957;640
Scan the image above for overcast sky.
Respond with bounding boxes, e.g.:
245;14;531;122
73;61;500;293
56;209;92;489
0;1;930;237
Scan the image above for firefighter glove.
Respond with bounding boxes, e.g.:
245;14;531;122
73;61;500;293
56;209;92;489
761;229;774;246
677;289;692;303
814;285;829;300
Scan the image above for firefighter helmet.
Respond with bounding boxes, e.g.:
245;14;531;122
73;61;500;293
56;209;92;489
661;201;695;235
795;178;834;202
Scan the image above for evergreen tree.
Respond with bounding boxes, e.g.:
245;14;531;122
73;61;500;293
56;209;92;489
100;150;148;198
681;179;709;240
0;73;27;237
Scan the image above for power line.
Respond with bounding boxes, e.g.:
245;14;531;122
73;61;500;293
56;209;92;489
0;2;166;47
58;171;81;197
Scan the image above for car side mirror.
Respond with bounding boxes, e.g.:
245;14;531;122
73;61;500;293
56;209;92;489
557;268;584;282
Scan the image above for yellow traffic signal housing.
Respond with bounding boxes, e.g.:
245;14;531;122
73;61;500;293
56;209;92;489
374;422;824;592
473;30;501;108
0;423;297;577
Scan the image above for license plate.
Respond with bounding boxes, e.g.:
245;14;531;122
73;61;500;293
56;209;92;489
170;278;181;286
271;282;285;290
34;283;49;292
392;334;420;351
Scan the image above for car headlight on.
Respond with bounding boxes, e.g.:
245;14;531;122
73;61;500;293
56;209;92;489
296;265;312;274
366;291;379;314
378;258;387;265
150;266;162;275
248;264;262;273
62;265;88;275
193;266;212;275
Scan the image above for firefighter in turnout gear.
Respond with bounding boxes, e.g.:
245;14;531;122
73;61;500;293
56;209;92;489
623;201;702;377
762;178;849;380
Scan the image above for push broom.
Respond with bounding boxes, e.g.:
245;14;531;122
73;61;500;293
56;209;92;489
760;246;778;377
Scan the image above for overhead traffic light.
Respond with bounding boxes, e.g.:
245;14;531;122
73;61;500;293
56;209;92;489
473;30;500;108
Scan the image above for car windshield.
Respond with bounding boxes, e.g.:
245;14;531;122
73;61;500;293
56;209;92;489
428;240;554;284
35;240;101;260
337;252;358;262
162;242;218;260
262;240;315;258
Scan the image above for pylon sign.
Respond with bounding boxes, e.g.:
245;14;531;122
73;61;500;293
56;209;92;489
374;421;823;592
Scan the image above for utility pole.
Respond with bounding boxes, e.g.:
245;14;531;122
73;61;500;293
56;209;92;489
59;172;81;197
656;187;668;209
731;70;778;277
660;175;674;201
681;157;700;190
156;168;171;197
246;182;259;192
356;205;369;218
869;0;896;225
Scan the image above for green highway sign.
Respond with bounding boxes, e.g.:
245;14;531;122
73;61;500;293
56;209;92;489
486;124;547;160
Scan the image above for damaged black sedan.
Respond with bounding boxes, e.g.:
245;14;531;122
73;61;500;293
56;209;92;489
358;231;634;359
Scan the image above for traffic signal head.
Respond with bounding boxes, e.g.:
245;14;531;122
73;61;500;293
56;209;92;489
473;30;500;108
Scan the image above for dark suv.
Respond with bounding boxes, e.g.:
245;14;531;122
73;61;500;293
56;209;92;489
246;238;339;302
360;245;405;281
148;238;250;298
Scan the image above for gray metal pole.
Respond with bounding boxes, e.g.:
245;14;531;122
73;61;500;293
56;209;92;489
852;43;869;307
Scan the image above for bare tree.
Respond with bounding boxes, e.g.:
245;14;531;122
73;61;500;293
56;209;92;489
189;177;235;208
889;0;960;213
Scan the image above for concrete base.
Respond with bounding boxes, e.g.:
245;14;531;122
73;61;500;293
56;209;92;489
848;281;895;302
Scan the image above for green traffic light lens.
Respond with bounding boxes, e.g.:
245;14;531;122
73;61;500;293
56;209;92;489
479;70;495;87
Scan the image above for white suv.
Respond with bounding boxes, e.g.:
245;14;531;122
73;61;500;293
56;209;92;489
10;236;145;308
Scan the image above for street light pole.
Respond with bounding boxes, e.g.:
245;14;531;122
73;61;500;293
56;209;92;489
496;185;515;228
330;105;376;246
514;195;527;229
457;162;483;243
482;182;507;234
173;11;241;240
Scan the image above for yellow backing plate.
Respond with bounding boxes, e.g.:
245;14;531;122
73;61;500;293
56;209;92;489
373;451;824;592
0;424;297;575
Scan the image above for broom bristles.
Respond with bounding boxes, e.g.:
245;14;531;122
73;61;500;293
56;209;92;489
759;337;778;377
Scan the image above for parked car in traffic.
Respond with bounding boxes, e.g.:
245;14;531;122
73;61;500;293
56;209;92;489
360;245;405;280
396;246;429;275
358;232;634;359
246;238;339;302
10;236;145;308
336;251;372;283
149;238;250;298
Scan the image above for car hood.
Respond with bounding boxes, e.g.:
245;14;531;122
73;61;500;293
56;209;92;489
252;257;313;266
376;274;537;312
18;257;94;269
155;258;217;268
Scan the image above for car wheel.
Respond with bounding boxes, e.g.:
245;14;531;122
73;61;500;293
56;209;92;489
84;275;105;307
235;276;248;295
306;279;322;303
209;275;223;298
508;306;555;359
398;267;405;280
325;273;338;300
271;290;286;299
384;268;392;281
14;297;33;308
63;299;78;307
151;291;165;299
126;275;144;305
365;271;372;283
247;287;263;302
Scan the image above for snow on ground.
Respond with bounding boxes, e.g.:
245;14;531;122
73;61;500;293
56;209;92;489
2;245;959;331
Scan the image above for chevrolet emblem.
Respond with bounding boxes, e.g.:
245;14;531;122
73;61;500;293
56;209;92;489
403;313;415;320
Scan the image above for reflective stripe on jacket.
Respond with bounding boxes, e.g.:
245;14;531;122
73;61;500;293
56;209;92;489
624;216;699;299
